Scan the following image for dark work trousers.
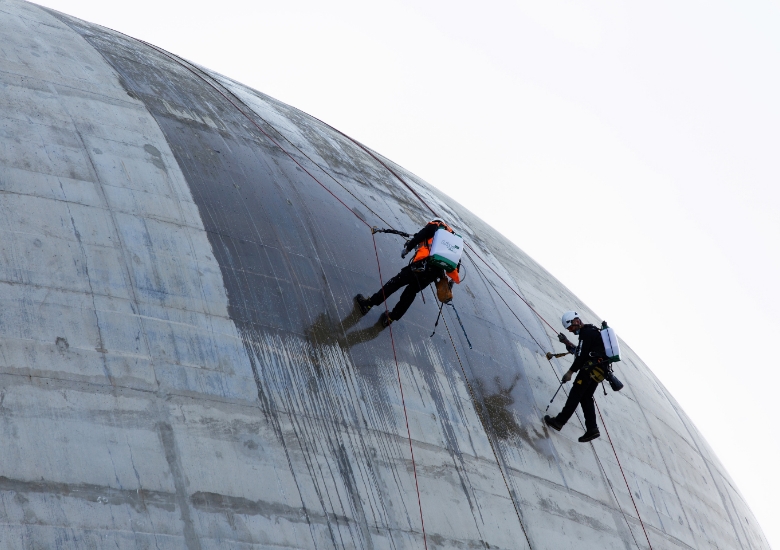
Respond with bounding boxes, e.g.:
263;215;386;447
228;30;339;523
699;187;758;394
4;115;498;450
369;264;442;321
555;373;599;432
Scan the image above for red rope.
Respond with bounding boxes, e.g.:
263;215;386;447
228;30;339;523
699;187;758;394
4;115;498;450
372;234;429;550
596;402;654;549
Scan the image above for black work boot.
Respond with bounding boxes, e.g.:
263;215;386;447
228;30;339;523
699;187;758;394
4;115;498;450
355;294;372;315
379;311;394;328
578;429;600;443
544;415;564;432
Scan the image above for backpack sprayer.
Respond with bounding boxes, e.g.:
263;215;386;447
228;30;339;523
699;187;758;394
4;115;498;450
600;321;624;392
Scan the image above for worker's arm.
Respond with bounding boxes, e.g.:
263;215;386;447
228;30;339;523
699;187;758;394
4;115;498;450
562;354;584;383
403;223;439;254
557;333;577;354
557;333;577;381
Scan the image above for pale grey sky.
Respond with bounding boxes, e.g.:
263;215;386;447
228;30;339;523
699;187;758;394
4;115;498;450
33;0;780;546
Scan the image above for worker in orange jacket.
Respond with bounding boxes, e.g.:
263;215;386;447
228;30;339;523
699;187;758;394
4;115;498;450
356;218;461;327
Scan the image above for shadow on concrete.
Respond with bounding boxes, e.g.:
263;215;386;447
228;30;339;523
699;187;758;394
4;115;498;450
305;299;386;351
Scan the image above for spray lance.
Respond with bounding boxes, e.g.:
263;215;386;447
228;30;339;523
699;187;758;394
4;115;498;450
372;226;415;264
544;351;570;411
371;226;409;236
372;226;411;238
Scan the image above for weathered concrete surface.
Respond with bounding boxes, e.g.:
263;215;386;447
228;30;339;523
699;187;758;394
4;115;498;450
0;0;770;548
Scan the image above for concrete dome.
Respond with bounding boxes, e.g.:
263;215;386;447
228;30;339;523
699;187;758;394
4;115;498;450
0;1;769;548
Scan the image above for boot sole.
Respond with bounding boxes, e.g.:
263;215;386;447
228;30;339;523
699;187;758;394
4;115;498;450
578;432;600;443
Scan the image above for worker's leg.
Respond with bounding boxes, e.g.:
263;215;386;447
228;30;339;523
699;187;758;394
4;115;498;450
368;266;415;306
578;380;599;432
554;377;586;426
390;269;441;321
389;285;421;321
389;268;439;321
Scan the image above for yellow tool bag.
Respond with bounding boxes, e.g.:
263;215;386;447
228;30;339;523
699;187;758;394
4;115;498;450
436;277;453;303
587;361;607;383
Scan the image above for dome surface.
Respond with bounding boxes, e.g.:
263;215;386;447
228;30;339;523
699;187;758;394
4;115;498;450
0;1;769;548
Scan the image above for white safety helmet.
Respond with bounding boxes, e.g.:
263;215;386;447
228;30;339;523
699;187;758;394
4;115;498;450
561;311;580;329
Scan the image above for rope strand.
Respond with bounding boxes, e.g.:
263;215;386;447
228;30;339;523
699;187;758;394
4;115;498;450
373;234;429;550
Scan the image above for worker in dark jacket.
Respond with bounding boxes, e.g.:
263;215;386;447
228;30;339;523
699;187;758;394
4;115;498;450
544;311;606;442
355;218;461;327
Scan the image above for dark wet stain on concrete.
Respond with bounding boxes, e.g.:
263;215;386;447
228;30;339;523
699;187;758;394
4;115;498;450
55;336;69;352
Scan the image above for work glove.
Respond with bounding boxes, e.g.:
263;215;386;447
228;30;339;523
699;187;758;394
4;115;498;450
557;333;569;343
401;245;408;259
561;370;573;383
